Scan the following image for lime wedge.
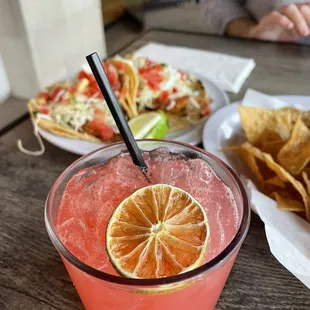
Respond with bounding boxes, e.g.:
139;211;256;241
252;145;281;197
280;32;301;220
128;112;162;139
145;110;169;139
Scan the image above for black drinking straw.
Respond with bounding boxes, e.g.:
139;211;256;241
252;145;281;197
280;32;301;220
86;52;148;172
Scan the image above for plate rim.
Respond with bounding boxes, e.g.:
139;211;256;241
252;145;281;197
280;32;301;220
38;77;229;155
202;94;310;161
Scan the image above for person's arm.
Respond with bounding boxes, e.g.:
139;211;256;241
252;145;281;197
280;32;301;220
201;0;251;35
228;4;310;42
225;17;257;38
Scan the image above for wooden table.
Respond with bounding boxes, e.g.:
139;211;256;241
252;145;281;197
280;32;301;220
0;29;309;310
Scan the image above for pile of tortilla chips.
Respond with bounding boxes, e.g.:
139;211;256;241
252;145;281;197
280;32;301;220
224;106;310;222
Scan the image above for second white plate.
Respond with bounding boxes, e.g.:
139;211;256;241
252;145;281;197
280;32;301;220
202;95;310;176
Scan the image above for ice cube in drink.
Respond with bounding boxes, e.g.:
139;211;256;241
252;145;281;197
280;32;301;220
52;147;245;310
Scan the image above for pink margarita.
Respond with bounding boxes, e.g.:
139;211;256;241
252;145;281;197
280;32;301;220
46;141;250;310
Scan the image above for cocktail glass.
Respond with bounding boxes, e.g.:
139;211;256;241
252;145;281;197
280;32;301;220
45;140;250;310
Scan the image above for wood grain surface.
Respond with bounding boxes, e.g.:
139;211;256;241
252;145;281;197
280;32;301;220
0;29;310;310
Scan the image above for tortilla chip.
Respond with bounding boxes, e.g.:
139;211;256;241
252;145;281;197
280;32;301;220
222;146;264;184
280;107;310;127
273;192;305;212
264;176;286;188
238;106;292;146
277;116;310;175
302;172;310;197
260;140;285;157
242;142;310;221
256;160;275;181
303;167;310;176
302;112;310;128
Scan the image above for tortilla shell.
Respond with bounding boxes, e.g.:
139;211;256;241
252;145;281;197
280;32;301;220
167;113;191;132
109;57;139;118
27;102;101;143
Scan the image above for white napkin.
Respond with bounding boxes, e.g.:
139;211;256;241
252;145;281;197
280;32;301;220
241;90;310;289
134;42;256;94
251;189;310;288
242;89;309;110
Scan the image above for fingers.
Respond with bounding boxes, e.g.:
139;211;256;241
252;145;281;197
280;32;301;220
299;4;310;28
267;11;294;30
280;4;309;36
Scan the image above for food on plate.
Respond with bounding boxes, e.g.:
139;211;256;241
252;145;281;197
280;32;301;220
277;117;310;175
223;106;310;222
78;57;139;119
28;80;120;143
238;106;292;145
27;56;139;143
273;193;305;213
27;55;212;143
128;56;211;131
128;110;168;139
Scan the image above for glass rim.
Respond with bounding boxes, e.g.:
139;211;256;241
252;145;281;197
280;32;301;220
45;139;251;287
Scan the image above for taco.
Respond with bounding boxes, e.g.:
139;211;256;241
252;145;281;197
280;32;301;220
27;58;136;143
78;57;138;119
27;55;212;144
128;56;211;131
108;57;139;119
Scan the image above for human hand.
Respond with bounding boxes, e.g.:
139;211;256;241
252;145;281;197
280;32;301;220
249;3;310;42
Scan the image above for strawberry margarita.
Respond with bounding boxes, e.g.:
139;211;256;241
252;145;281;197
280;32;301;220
45;141;250;310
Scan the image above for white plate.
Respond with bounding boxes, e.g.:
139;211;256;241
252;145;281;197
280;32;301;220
203;95;310;289
203;96;310;178
38;78;229;156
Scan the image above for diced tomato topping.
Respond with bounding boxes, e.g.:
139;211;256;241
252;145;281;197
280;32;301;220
94;108;105;119
68;87;77;94
145;59;155;67
138;60;165;90
78;69;108;98
107;71;118;86
103;63;109;72
103;62;120;88
138;67;147;74
154;64;162;71
148;79;161;90
50;86;62;102
88;120;97;129
96;92;104;99
87;74;97;87
114;62;127;72
39;92;49;100
172;87;178;94
99;124;115;140
139;69;163;90
80;63;121;99
38;92;49;105
83;89;93;97
160;90;169;101
38;106;49;114
78;70;90;80
89;120;114;140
